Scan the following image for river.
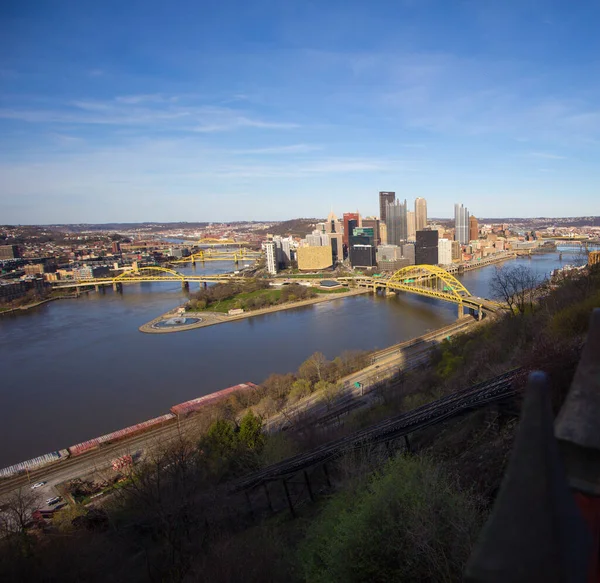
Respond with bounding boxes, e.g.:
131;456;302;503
0;248;585;467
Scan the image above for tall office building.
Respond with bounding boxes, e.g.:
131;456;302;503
362;218;380;246
386;199;408;246
349;227;376;268
415;197;427;231
379;191;396;223
265;241;278;275
469;215;479;242
406;211;416;239
438;238;452;265
343;212;360;246
454;203;470;245
379;223;388;245
415;230;439;265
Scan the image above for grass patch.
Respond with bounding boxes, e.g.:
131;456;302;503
203;289;282;312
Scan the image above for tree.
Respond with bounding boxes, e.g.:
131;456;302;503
298;352;328;383
238;411;264;451
1;487;40;537
315;380;340;409
288;378;312;403
202;419;238;458
490;265;542;315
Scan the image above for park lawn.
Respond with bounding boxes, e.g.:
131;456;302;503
205;288;283;312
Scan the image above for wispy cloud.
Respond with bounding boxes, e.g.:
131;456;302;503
232;144;321;154
527;151;567;159
0;96;299;133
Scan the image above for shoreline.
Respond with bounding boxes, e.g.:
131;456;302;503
139;288;370;333
0;294;81;317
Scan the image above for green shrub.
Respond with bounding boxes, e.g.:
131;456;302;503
298;455;483;583
548;290;600;338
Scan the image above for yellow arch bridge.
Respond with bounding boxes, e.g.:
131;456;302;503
171;248;262;264
52;266;247;291
350;265;503;319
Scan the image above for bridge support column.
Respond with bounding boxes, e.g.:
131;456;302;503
112;282;123;293
478;308;483;321
458;303;464;319
181;281;189;292
94;285;100;293
203;282;208;289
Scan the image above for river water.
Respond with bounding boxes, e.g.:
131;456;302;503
0;248;586;467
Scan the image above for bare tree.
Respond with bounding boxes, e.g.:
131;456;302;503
490;265;542;315
1;487;40;536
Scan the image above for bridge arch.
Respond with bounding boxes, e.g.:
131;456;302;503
114;266;186;281
386;264;471;304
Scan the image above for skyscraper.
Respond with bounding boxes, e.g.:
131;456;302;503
379;191;396;223
406;211;416;239
415;197;427;231
415;230;438;265
343;212;360;247
454;203;470;245
362;218;380;246
386;199;408;246
469;215;479;242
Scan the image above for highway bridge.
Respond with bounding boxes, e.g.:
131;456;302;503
171;248;262;265
342;265;504;319
51;264;505;317
51;266;248;291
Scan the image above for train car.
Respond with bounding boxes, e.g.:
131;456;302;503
0;449;69;479
68;413;176;457
170;382;258;416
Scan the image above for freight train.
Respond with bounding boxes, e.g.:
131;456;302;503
0;382;258;480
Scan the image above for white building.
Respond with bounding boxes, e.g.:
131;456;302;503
438;238;453;266
265;241;278;275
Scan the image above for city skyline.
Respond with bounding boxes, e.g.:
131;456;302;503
2;2;600;223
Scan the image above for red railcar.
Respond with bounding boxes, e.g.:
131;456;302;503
170;382;258;416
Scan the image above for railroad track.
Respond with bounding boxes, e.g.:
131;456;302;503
0;415;201;498
232;369;525;492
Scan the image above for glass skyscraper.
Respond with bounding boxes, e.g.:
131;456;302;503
386;199;408;246
454;203;470;245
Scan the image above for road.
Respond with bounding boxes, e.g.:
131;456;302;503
264;318;476;432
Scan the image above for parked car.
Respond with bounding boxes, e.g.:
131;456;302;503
31;481;47;490
46;496;61;506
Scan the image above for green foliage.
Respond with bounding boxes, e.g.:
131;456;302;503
288;378;312;403
202;419;238;458
549;289;600;338
238;411;265;451
298;455;483;583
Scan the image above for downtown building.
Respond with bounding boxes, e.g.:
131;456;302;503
378;191;396;223
348;223;376;268
415;230;439;265
454;203;470;245
469;215;479;242
386;199;408;246
415;197;427;231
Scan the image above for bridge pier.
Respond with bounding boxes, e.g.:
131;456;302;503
203;282;208;289
94;285;100;293
112;282;123;293
181;281;189;292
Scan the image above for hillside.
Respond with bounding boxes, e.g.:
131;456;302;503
2;264;599;582
255;218;324;238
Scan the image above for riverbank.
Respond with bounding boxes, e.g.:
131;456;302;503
0;293;81;316
139;288;370;333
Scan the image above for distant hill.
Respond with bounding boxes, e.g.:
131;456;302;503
255;218;325;237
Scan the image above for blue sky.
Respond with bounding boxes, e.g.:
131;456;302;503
1;0;600;223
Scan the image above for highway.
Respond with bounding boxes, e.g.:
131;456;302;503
264;318;477;433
